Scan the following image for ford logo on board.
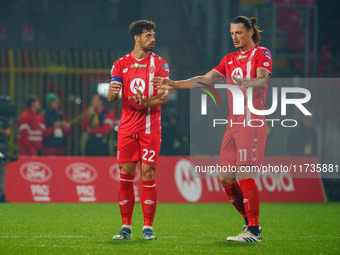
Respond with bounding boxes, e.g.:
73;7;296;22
20;162;53;183
65;163;97;184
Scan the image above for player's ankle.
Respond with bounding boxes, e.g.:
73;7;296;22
122;225;132;230
143;225;153;230
248;226;260;235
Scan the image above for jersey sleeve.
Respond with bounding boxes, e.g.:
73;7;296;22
213;56;227;77
110;59;123;83
255;49;273;75
157;60;170;78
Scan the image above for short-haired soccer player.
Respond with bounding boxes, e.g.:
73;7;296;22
153;16;272;242
108;20;169;240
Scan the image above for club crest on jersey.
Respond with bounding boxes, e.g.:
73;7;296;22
130;78;146;94
231;67;243;83
237;55;248;60
149;66;156;73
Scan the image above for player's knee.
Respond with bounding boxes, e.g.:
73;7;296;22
119;164;136;176
142;168;156;180
219;178;234;186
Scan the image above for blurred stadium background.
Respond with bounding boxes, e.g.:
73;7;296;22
0;0;339;199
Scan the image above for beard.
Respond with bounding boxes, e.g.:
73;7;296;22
142;44;154;52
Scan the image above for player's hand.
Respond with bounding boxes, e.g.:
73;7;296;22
132;88;145;106
233;76;248;91
109;81;122;96
152;77;176;90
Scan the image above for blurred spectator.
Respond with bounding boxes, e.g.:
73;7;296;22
287;116;318;156
18;95;44;155
42;93;72;155
81;94;115;156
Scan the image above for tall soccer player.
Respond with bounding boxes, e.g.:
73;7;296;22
152;16;272;242
108;20;169;240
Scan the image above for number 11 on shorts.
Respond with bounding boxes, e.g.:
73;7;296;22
239;149;247;162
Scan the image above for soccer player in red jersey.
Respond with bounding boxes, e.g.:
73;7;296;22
108;20;169;240
152;16;272;242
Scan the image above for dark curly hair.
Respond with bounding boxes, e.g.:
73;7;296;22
129;20;156;41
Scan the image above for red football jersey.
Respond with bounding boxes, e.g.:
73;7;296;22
110;52;169;134
214;45;272;123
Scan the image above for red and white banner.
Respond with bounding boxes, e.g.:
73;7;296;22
5;156;326;203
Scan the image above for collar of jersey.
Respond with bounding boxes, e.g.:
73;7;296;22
131;51;151;62
240;45;257;54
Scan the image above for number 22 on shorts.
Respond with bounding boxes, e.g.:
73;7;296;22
142;149;155;162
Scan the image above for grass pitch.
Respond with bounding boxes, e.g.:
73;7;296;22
0;203;339;254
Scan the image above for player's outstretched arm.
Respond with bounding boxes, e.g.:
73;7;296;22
152;69;224;90
108;81;122;103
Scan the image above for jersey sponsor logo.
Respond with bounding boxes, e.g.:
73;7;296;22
231;67;243;83
149;66;155;73
174;159;202;202
131;63;147;68
263;62;269;66
263;50;271;56
130;78;146;94
20;162;53;183
65;163;98;184
162;63;169;68
237;55;248;60
123;68;128;73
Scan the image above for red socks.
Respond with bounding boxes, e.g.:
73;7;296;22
118;174;157;228
239;178;260;227
118;173;135;226
141;179;157;227
223;181;247;220
223;179;260;227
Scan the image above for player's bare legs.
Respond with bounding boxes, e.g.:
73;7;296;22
140;163;157;239
113;162;137;239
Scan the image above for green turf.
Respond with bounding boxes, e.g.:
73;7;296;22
0;203;339;255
